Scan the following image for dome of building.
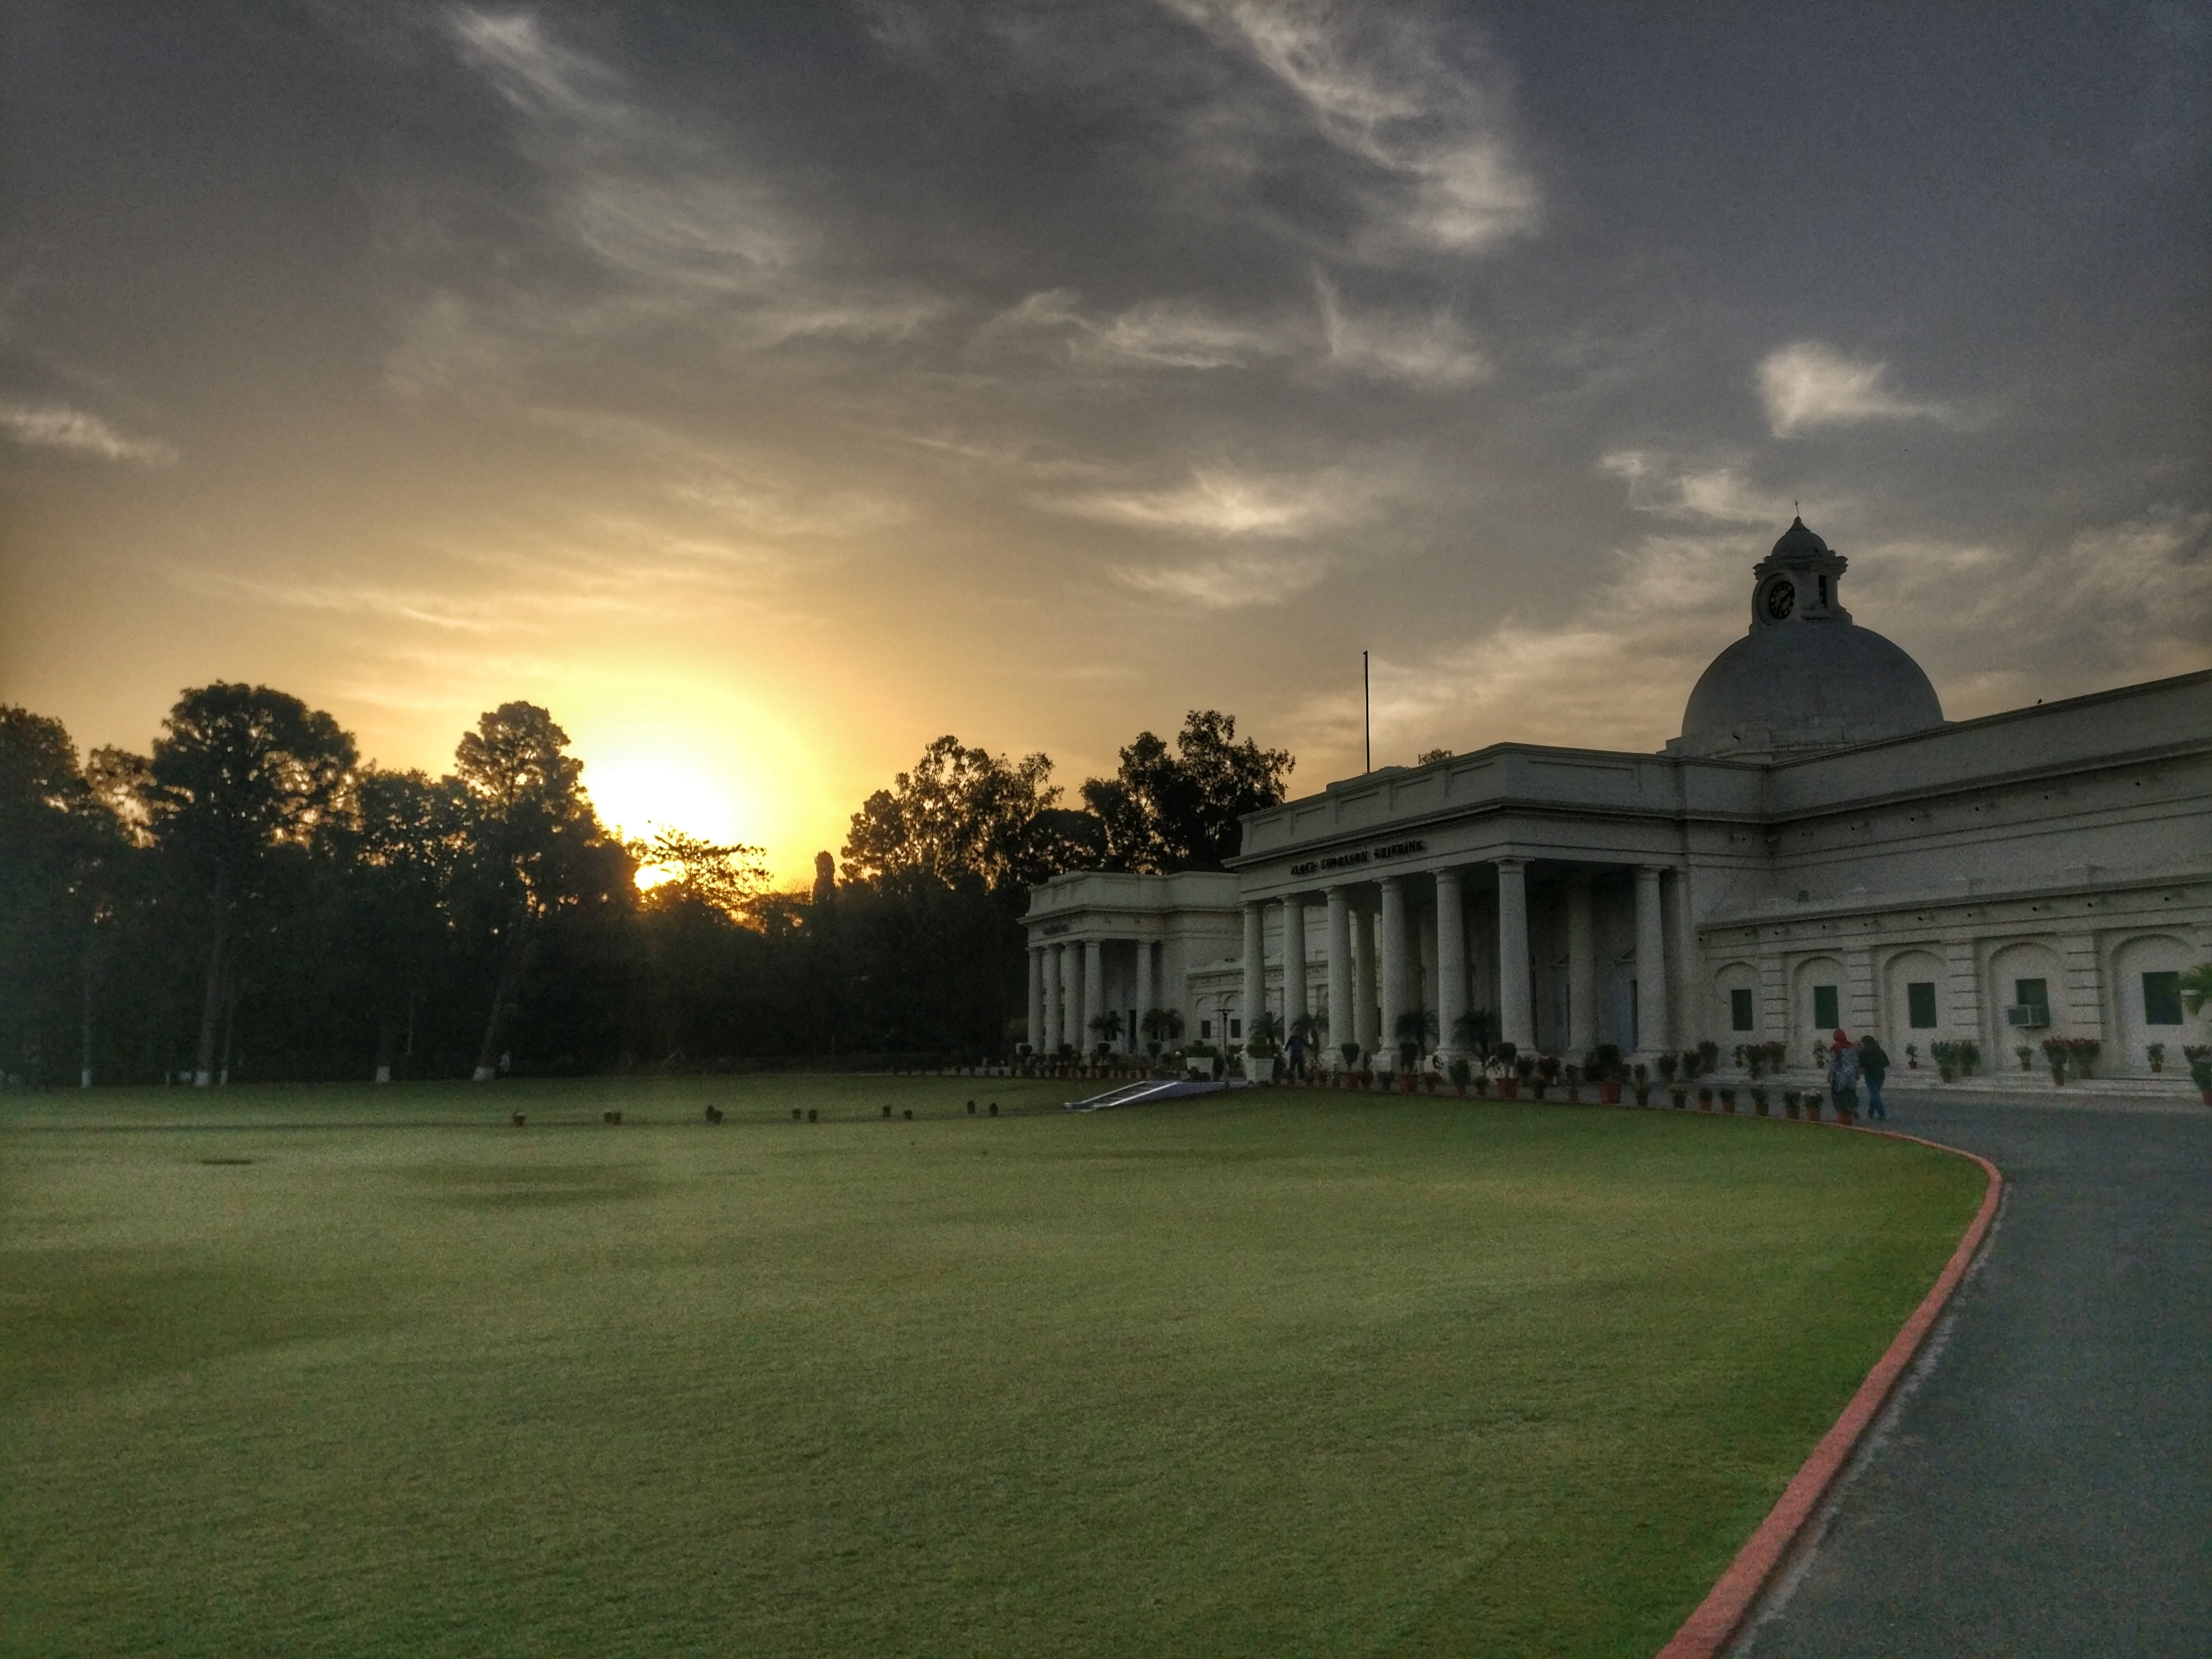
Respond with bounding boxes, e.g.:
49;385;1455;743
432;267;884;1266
1667;517;1946;760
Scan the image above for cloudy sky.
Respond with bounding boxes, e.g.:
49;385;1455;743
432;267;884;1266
4;3;2207;881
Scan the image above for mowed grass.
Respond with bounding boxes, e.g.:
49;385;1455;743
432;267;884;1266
1;1078;1985;1658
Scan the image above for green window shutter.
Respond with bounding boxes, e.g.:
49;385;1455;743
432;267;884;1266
2142;972;2183;1026
1813;984;1840;1030
1906;982;1938;1028
1730;988;1755;1031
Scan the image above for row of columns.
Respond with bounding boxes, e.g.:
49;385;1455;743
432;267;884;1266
1026;937;1163;1055
1242;860;1676;1063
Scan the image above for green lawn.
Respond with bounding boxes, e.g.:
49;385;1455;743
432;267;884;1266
1;1079;1985;1658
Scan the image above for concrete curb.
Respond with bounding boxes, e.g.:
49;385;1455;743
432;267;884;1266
1655;1125;2004;1659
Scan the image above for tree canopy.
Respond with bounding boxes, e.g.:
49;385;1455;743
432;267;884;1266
1080;710;1294;873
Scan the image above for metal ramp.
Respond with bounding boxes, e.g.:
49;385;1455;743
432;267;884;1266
1064;1078;1242;1112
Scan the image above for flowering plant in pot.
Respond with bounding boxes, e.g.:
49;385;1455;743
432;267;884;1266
2040;1035;2069;1085
2147;1042;2165;1075
1905;1043;1918;1070
1751;1084;1771;1116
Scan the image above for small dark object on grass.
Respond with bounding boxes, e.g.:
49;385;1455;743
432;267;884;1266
808;1108;818;1123
704;1105;723;1124
903;1109;913;1120
199;1157;254;1166
988;1102;998;1116
510;1113;525;1127
883;1104;892;1118
967;1099;975;1113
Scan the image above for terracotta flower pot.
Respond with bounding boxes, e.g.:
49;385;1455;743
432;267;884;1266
1598;1081;1622;1105
1496;1079;1519;1100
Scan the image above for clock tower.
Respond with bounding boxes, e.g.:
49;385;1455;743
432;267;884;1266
1749;515;1850;630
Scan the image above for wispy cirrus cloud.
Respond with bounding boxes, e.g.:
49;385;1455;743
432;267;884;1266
1599;451;1792;523
1314;272;1488;388
1177;1;1539;257
1040;465;1362;538
986;289;1291;370
1109;549;1328;608
0;399;177;464
1757;341;1949;438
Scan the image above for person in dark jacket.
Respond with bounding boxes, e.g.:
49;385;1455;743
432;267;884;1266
1858;1034;1890;1121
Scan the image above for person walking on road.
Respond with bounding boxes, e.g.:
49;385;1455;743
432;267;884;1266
1827;1028;1862;1118
1858;1034;1890;1120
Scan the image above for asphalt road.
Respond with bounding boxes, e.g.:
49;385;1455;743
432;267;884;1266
1736;1092;2212;1658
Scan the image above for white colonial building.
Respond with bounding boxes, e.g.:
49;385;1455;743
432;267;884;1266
1024;520;2212;1085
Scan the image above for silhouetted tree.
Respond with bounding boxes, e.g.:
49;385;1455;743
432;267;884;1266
134;685;357;1086
1081;710;1292;872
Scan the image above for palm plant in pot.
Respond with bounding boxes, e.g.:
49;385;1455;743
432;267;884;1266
1447;1055;1472;1096
1244;1011;1284;1084
1394;1007;1438;1093
1591;1043;1625;1104
1452;1009;1499;1097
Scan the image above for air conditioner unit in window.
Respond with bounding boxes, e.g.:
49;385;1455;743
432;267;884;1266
2004;1004;2051;1028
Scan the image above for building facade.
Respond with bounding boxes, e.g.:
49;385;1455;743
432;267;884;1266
1024;522;2212;1082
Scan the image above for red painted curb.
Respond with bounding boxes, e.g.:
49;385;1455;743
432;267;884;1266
1654;1125;2004;1659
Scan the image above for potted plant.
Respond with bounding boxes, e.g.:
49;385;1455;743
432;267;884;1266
1751;1084;1770;1117
1532;1053;1560;1101
1592;1043;1625;1104
1631;1061;1651;1108
1802;1091;1822;1123
1697;1039;1720;1077
1562;1061;1583;1104
1697;1081;1714;1111
1447;1055;1472;1096
1512;1052;1536;1099
2069;1037;2100;1080
2041;1035;2067;1086
1394;1008;1438;1094
1931;1040;1956;1083
2147;1042;2165;1075
1658;1050;1685;1108
1958;1040;1981;1077
2191;1053;2212;1106
1717;1083;1737;1114
1782;1088;1802;1120
1905;1043;1918;1070
2016;1045;2034;1073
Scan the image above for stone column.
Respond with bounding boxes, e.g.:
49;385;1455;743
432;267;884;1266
1353;901;1379;1055
1667;868;1699;1056
1282;897;1309;1034
2058;934;2106;1041
1496;858;1533;1051
1435;867;1469;1052
1635;866;1670;1060
1083;937;1105;1054
1135;938;1156;1052
1045;943;1065;1054
1566;870;1597;1057
1326;887;1353;1068
1027;946;1045;1051
1241;902;1265;1048
1379;876;1408;1066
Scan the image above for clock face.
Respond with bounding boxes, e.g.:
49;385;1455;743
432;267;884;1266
1763;578;1796;622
